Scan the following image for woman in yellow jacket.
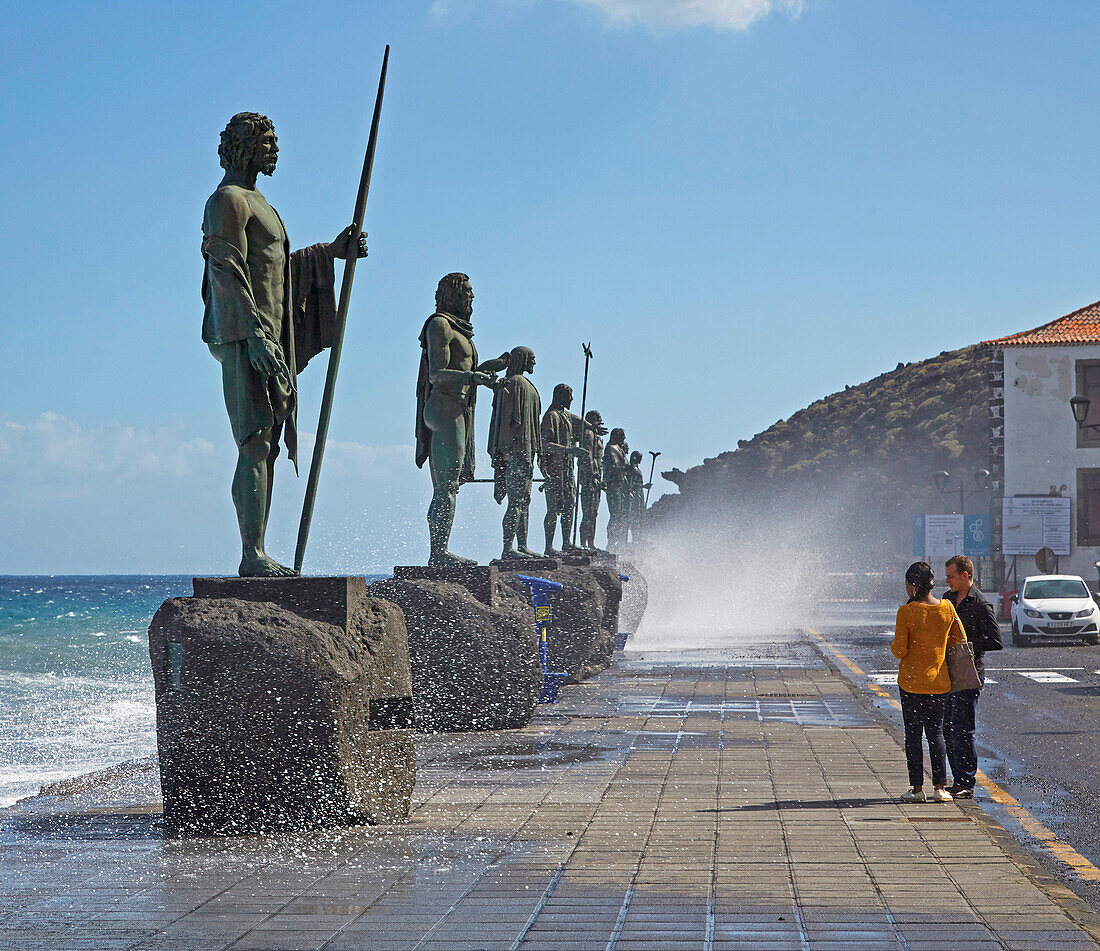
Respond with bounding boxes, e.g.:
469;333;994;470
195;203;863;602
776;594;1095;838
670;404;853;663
891;562;966;803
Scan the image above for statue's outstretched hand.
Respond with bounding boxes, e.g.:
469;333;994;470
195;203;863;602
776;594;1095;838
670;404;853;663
247;336;289;380
330;225;368;260
470;371;497;388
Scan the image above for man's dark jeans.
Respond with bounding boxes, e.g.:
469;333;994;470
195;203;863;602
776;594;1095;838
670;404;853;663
899;688;948;788
944;688;980;790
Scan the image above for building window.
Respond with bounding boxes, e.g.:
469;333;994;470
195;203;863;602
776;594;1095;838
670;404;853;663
1076;360;1100;448
1078;469;1100;546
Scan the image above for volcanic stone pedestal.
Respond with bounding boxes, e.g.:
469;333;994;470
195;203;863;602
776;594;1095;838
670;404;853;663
374;566;542;733
148;577;415;837
501;565;623;683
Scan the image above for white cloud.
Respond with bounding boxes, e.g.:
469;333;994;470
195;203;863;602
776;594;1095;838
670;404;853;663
572;0;804;32
0;412;216;496
0;412;412;508
431;0;805;32
297;433;412;481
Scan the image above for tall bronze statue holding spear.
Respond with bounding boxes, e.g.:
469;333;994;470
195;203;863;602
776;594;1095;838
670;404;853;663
202;49;388;577
202;114;368;577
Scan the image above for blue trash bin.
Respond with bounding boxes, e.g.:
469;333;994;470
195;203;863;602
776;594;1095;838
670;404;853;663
517;574;570;703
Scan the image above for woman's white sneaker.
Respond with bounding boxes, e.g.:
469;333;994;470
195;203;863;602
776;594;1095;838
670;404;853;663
932;788;954;803
900;789;926;803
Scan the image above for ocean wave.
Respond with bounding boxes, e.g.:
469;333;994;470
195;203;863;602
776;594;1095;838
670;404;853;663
0;670;148;690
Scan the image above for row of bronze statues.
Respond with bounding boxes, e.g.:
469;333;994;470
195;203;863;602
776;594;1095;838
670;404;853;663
201;114;647;576
416;273;647;566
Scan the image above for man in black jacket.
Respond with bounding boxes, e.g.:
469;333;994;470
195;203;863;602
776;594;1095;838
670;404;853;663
943;555;1003;798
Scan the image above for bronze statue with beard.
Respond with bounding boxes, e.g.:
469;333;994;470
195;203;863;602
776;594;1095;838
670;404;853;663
487;347;542;560
202;112;365;577
415;273;510;566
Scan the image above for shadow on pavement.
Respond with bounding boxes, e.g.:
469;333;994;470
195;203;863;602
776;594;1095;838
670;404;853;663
703;797;898;812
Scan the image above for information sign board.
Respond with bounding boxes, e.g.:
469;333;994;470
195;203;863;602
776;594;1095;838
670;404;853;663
1001;497;1071;556
913;514;990;560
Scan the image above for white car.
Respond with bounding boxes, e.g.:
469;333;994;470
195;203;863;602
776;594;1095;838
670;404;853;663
1011;574;1100;647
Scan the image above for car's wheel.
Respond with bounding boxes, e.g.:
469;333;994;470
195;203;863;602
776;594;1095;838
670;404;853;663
1012;622;1030;648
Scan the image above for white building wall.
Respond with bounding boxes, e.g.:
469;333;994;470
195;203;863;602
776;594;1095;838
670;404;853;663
1003;344;1100;580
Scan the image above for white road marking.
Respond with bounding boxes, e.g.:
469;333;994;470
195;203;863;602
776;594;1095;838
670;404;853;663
868;672;997;685
989;667;1084;671
1018;671;1079;683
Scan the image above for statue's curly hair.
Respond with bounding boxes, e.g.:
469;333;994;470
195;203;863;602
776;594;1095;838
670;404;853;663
435;273;471;315
219;112;275;173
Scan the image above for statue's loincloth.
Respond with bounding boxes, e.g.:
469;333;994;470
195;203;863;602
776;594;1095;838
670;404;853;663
208;341;295;449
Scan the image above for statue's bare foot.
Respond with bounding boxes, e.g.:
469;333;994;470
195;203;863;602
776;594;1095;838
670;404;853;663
562;543;583;553
544;546;563;557
500;546;523;560
429;550;477;567
516;544;540;557
239;553;297;577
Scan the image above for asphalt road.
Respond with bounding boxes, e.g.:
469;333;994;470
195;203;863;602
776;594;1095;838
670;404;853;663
818;603;1100;909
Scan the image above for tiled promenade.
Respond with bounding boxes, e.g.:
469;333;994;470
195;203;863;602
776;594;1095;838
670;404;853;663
1;644;1098;950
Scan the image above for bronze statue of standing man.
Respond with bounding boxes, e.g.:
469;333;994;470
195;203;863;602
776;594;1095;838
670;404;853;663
540;384;582;556
625;450;646;544
602;427;629;551
202;112;365;577
487;347;542;560
415;274;509;566
578;409;606;550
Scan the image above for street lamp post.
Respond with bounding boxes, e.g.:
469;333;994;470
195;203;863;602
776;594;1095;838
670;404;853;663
934;468;990;516
933;469;991;585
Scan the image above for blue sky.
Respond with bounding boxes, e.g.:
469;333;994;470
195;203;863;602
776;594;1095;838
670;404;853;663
3;0;1100;573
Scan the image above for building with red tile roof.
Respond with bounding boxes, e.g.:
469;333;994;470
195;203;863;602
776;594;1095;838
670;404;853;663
984;298;1100;594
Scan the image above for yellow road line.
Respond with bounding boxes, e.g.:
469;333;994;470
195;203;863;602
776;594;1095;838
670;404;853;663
808;627;1100;885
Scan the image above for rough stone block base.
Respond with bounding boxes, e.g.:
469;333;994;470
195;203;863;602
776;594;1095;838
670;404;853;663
374;567;541;732
148;577;415;837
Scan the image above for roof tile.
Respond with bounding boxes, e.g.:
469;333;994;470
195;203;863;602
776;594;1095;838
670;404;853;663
985;299;1100;347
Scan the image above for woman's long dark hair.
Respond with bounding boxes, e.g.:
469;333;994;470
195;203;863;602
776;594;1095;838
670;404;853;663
905;562;935;603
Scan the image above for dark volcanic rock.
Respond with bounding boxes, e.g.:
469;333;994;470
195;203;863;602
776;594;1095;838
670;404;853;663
148;578;414;837
502;566;623;683
370;572;541;733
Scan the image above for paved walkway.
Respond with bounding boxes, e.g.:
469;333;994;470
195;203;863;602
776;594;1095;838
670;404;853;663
1;644;1098;950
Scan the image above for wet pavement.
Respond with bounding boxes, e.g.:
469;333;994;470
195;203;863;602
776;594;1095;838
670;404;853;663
2;643;1099;950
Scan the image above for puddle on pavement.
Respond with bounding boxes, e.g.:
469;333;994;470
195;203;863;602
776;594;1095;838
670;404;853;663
429;739;619;770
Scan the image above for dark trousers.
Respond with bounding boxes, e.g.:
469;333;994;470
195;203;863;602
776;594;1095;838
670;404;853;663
899;688;948;788
944;688;979;791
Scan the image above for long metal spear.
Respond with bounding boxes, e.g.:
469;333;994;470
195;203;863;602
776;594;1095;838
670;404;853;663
645;450;661;506
569;342;593;548
294;46;389;575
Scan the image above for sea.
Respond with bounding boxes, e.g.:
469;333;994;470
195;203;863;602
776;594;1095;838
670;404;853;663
0;576;197;807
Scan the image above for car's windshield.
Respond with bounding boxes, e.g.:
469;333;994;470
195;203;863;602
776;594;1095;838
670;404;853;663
1023;579;1090;600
